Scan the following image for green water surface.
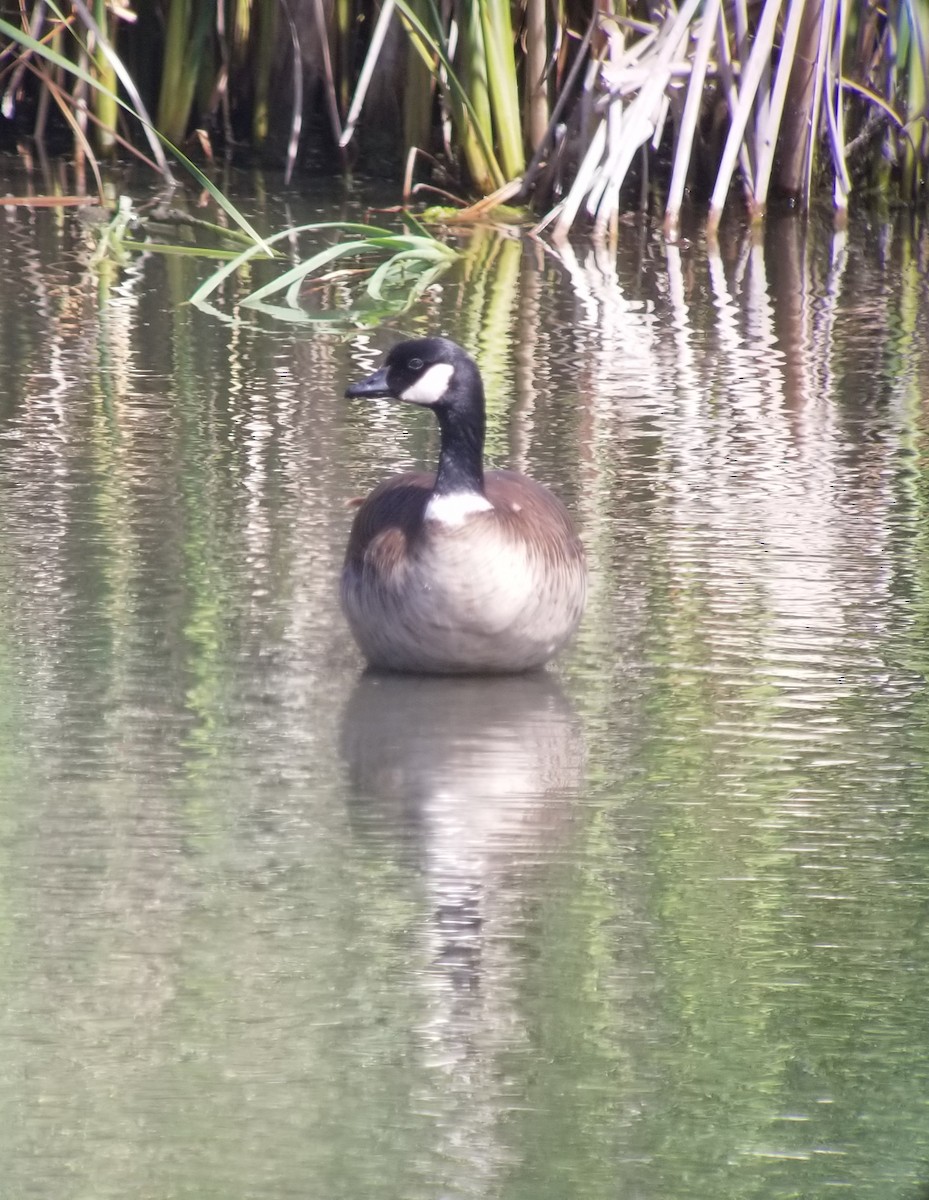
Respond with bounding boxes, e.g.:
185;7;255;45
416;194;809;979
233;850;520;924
1;173;927;1199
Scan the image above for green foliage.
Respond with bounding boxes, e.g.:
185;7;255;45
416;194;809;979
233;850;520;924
1;1;928;235
190;221;459;327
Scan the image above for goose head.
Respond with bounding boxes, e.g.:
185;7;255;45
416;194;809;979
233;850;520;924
345;337;481;411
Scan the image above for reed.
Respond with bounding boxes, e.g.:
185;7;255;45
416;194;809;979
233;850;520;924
90;0;117;152
401;0;435;173
0;11;276;251
523;0;548;153
251;0;278;147
897;0;929;204
479;0;524;179
156;0;214;147
2;1;928;237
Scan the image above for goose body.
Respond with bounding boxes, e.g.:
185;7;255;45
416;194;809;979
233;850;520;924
341;337;586;675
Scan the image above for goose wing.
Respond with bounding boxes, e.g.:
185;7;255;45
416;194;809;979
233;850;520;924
344;472;435;573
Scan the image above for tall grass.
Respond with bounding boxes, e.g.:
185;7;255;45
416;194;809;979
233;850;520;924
2;2;928;235
0;10;278;250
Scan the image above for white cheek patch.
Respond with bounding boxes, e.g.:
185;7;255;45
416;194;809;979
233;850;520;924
424;491;493;525
399;362;455;404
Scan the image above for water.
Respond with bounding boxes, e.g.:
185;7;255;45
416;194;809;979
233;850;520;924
1;168;928;1199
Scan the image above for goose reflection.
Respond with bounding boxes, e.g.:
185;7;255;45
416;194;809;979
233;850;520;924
340;671;585;993
340;671;584;1189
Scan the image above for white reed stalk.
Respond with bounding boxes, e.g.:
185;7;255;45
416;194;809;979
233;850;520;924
730;0;756;178
708;0;784;232
586;0;701;235
664;0;721;240
586;94;625;217
802;0;837;207
340;0;396;148
714;5;757;193
826;0;851;210
552;119;607;240
754;0;809;208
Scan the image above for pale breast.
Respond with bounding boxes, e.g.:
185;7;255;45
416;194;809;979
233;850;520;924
341;469;586;673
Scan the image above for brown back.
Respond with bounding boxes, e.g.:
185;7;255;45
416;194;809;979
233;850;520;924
482;470;585;567
345;469;584;574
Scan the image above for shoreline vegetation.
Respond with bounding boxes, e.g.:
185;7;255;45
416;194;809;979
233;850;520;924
0;1;926;245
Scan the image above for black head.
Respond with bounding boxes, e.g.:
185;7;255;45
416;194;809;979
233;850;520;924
345;337;481;409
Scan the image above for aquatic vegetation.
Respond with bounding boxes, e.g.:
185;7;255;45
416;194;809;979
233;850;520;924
1;2;927;236
533;0;929;238
189;219;459;326
0;8;272;252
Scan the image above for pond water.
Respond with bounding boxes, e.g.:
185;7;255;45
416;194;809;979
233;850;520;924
1;163;928;1200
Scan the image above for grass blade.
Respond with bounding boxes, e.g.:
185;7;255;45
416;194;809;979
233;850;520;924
189;222;400;309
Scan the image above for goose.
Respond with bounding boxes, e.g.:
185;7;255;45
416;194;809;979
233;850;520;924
341;336;587;674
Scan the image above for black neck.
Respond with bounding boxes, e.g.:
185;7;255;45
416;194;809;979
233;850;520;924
432;380;486;497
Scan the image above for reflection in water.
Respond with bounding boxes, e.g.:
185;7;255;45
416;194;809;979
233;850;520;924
342;671;583;966
340;671;584;1192
0;183;928;1200
556;216;929;1198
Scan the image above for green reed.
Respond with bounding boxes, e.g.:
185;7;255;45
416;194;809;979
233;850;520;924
2;1;928;237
